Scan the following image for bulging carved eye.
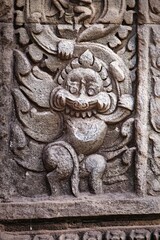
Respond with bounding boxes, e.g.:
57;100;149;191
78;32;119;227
69;86;78;94
88;88;95;96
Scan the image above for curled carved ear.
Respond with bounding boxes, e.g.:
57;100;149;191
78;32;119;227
97;93;111;113
50;87;67;112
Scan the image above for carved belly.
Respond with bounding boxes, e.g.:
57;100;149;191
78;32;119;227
66;117;107;155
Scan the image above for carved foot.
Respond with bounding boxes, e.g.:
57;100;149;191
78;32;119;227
43;141;79;196
85;154;106;194
59;10;65;19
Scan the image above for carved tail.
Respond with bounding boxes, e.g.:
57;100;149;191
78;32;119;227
64;143;80;197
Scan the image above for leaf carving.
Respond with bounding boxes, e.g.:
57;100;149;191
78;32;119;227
150;97;160;133
20;66;56;108
78;24;119;42
13;89;63;143
150;134;160;176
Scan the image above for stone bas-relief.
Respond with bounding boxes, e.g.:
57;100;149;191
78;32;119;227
139;0;160;24
44;49;134;196
2;0;160;230
11;0;136;198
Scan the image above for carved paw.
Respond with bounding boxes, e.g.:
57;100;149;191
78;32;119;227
85;154;107;194
58;40;75;60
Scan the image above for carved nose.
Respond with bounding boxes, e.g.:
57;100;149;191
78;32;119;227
79;81;86;95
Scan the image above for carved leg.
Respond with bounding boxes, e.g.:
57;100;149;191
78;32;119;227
85;154;106;194
43;141;76;196
52;0;68;18
74;6;92;25
46;171;69;196
59;0;69;8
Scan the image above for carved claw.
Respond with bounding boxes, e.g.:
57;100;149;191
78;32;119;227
58;40;75;60
59;10;65;19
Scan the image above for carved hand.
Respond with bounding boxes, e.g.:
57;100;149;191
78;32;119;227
58;40;75;60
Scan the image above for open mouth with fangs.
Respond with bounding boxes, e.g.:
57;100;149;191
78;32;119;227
50;87;116;118
64;107;98;118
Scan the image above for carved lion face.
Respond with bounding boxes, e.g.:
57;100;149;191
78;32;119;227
50;50;117;118
64;68;103;97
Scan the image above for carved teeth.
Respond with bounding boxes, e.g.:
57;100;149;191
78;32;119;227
70;110;75;116
75;112;80;118
65;108;97;118
87;111;92;118
81;112;87;118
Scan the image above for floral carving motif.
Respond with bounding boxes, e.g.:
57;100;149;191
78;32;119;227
148;26;160;195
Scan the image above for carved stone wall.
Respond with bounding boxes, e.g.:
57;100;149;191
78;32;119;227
1;0;160;237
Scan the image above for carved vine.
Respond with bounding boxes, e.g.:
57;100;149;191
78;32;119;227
148;26;160;195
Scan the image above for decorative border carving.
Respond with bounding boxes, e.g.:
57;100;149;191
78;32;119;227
139;0;160;24
1;226;160;240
